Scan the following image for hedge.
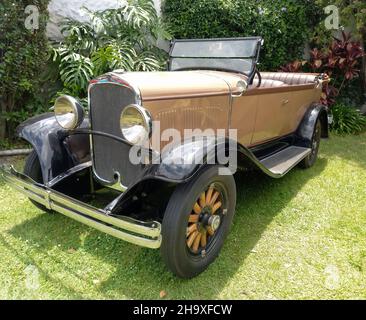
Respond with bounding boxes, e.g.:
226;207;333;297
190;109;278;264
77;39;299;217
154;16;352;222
0;0;50;140
162;0;322;71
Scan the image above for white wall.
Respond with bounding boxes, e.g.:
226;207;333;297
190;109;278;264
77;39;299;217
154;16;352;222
47;0;162;40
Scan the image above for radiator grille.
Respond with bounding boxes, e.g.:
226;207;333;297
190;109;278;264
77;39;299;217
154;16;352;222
89;83;144;187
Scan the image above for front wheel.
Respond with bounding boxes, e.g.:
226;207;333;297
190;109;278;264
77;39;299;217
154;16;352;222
161;165;236;278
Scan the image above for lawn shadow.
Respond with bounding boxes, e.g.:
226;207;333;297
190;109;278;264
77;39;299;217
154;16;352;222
9;158;327;299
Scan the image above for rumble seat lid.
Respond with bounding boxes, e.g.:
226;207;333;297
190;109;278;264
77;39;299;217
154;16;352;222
117;71;247;101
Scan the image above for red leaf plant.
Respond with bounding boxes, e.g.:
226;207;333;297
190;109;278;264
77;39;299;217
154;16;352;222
280;32;364;107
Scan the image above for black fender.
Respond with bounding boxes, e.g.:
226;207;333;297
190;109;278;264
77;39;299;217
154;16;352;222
296;104;329;148
16;113;90;183
139;136;238;182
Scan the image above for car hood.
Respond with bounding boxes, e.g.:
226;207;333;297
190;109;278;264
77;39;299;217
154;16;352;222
118;70;247;101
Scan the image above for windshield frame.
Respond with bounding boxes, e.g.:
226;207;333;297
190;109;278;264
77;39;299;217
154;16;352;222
168;37;263;82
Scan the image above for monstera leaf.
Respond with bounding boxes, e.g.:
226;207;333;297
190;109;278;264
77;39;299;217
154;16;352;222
61;19;97;55
122;0;158;29
92;42;136;74
134;51;164;71
57;49;94;96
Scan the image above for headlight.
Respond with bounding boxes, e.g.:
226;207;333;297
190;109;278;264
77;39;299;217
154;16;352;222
120;104;152;145
54;95;84;130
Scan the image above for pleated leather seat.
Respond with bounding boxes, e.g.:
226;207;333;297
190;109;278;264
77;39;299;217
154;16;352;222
260;72;318;85
249;79;286;89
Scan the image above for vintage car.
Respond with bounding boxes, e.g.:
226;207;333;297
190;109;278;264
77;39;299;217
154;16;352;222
0;37;329;278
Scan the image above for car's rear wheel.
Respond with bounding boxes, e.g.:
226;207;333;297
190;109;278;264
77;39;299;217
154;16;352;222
23;150;51;212
161;165;236;278
300;119;322;169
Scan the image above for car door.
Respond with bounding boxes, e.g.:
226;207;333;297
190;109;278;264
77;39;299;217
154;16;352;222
250;89;292;145
230;94;259;147
280;87;319;136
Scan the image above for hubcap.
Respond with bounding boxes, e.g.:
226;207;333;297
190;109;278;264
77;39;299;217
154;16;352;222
208;215;221;231
186;184;225;254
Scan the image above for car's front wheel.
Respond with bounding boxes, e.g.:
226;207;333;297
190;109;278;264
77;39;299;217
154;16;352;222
161;165;236;278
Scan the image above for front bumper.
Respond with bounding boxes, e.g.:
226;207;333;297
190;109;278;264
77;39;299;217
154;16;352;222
0;165;162;249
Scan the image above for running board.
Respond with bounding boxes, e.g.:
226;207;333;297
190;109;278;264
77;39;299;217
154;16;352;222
260;146;311;175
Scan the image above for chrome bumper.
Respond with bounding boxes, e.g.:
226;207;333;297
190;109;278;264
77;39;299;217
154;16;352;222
0;165;162;249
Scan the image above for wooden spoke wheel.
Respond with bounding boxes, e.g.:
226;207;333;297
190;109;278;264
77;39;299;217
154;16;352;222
161;165;236;279
186;184;226;255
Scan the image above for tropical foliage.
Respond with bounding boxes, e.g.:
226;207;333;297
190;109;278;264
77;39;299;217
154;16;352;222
330;103;366;135
281;32;364;106
52;0;171;100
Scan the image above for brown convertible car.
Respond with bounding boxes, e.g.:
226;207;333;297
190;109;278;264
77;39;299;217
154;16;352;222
1;37;330;278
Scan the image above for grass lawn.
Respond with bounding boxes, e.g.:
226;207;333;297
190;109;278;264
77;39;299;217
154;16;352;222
0;133;365;300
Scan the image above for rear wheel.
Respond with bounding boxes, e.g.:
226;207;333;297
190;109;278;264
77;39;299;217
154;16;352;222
23;150;51;212
161;165;236;278
300;119;322;169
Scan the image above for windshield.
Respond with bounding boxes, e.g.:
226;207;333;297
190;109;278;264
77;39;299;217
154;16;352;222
169;37;262;77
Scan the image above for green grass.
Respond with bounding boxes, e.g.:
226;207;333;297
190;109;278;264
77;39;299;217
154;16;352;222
1;133;366;299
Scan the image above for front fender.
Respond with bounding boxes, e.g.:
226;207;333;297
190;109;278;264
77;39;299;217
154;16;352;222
16;113;90;183
296;104;329;148
141;136;236;183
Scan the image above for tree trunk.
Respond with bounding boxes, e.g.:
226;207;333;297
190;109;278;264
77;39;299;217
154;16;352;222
0;97;7;141
0;92;16;141
363;51;366;95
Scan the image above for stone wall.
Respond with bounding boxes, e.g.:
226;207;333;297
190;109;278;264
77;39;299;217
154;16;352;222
47;0;162;40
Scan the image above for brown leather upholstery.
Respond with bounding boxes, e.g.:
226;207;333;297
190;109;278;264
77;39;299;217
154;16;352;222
260;72;318;85
249;79;286;89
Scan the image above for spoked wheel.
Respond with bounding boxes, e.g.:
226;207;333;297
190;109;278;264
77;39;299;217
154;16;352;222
161;165;236;278
186;184;227;256
300;119;322;169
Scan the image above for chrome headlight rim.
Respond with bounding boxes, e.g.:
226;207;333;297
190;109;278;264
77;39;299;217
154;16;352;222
120;104;152;145
54;95;84;130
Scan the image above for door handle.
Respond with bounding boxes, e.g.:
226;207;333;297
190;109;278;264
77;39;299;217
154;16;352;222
282;99;289;105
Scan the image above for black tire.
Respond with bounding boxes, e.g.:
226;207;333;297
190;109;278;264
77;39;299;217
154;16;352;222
161;165;236;278
23;150;51;212
300;119;322;169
